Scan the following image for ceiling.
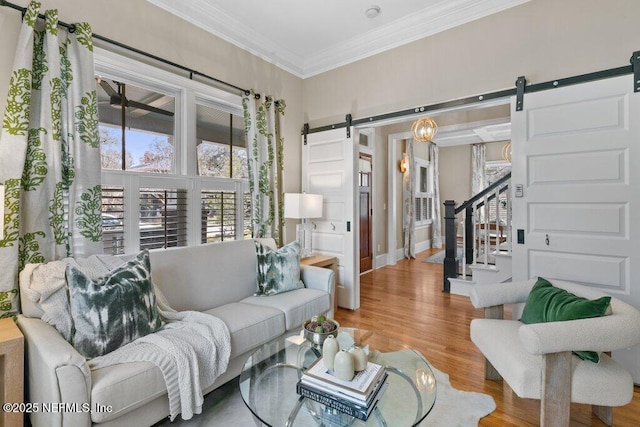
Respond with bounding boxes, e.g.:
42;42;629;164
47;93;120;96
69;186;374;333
146;0;530;79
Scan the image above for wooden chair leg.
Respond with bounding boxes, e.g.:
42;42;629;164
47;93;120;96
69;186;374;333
541;352;571;427
592;405;613;426
485;358;502;381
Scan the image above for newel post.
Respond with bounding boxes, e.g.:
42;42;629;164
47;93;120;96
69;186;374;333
443;200;457;293
465;206;474;264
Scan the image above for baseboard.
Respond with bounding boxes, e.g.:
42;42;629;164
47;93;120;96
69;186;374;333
394;239;432;262
416;239;432;254
374;253;388;269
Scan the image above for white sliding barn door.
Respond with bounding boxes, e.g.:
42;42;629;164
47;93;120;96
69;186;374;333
302;127;359;310
511;74;640;381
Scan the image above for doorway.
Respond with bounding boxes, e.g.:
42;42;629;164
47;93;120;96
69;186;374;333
359;153;373;273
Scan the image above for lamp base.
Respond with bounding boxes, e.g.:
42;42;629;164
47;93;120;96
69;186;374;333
296;222;313;258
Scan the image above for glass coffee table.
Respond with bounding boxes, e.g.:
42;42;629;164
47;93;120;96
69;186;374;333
239;327;436;426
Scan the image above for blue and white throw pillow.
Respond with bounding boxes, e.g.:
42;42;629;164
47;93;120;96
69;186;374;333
65;250;164;358
254;241;305;296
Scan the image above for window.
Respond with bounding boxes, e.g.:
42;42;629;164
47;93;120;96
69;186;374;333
95;48;251;254
97;79;176;173
196;103;247;179
414;157;433;226
201;190;236;243
139;188;188;250
101;186;124;255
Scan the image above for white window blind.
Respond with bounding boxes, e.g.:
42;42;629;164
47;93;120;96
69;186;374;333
101;186;125;255
201;190;236;243
139;188;188;250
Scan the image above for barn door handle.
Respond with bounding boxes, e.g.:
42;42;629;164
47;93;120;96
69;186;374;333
545;234;550;246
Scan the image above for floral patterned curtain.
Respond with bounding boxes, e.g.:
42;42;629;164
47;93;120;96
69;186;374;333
430;142;442;248
472;143;486;195
402;138;416;258
242;90;285;247
0;1;102;318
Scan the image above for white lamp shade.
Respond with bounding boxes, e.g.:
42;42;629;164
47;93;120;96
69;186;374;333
284;193;323;219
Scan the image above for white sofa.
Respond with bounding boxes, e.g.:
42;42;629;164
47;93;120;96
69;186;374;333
17;238;334;427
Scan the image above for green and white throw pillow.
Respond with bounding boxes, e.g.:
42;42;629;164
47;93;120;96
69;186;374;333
65;250;164;358
255;241;305;296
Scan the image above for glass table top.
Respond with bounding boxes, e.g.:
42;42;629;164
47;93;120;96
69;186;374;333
239;327;437;426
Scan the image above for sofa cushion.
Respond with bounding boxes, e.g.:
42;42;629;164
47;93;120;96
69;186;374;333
254;241;304;296
66;250;164;358
149;240;260;311
204;303;285;358
91;361;165;423
241;288;330;330
520;277;611;362
470;318;634;406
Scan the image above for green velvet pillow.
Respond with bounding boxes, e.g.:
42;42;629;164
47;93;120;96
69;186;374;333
254;241;304;296
520;277;611;362
66;250;164;358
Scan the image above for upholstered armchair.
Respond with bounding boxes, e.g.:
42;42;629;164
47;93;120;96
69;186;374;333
469;278;640;427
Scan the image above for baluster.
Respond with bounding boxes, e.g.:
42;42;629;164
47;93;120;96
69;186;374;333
494;187;500;256
461;216;466;278
483;194;489;266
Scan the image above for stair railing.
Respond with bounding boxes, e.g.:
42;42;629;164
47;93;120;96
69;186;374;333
443;172;511;292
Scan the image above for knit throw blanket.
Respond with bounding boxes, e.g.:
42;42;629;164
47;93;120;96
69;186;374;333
21;255;231;421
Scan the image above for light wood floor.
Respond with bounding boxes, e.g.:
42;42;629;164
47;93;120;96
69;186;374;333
334;248;640;426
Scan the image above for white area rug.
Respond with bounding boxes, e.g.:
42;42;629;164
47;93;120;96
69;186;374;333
422;249;462;264
161;366;495;426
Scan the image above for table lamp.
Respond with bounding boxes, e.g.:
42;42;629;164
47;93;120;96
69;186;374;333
284;193;323;258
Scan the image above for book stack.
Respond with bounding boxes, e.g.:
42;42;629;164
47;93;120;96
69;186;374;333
297;357;388;421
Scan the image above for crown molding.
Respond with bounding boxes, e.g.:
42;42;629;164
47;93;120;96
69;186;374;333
147;0;530;79
303;0;530;78
146;0;305;76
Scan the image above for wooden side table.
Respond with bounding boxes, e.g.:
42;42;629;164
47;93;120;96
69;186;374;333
0;318;24;427
301;255;338;317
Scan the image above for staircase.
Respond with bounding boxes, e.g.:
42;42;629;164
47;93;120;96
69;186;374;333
443;172;512;296
449;248;512;296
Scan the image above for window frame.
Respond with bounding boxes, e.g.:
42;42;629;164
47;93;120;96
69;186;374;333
414;156;433;227
95;48;249;254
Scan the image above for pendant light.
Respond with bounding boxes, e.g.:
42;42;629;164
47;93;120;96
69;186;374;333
411;117;438;142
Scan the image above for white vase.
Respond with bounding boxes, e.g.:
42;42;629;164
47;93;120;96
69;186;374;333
348;346;367;371
322;336;339;370
334;350;355;381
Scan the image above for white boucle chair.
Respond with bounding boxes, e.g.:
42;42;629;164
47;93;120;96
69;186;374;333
469;278;640;427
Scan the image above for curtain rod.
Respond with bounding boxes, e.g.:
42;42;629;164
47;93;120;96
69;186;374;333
0;0;252;96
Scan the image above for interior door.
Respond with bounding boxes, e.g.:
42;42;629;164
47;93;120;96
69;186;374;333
511;74;640;381
359;154;373;272
302;127;359;310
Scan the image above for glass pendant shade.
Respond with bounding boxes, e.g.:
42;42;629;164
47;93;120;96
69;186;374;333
411;117;438;142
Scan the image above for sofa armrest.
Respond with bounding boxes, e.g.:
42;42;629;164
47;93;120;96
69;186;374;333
17;315;92;427
301;265;334;294
470;279;537;309
519;297;640;355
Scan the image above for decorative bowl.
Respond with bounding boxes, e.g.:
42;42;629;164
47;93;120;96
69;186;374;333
302;317;339;347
